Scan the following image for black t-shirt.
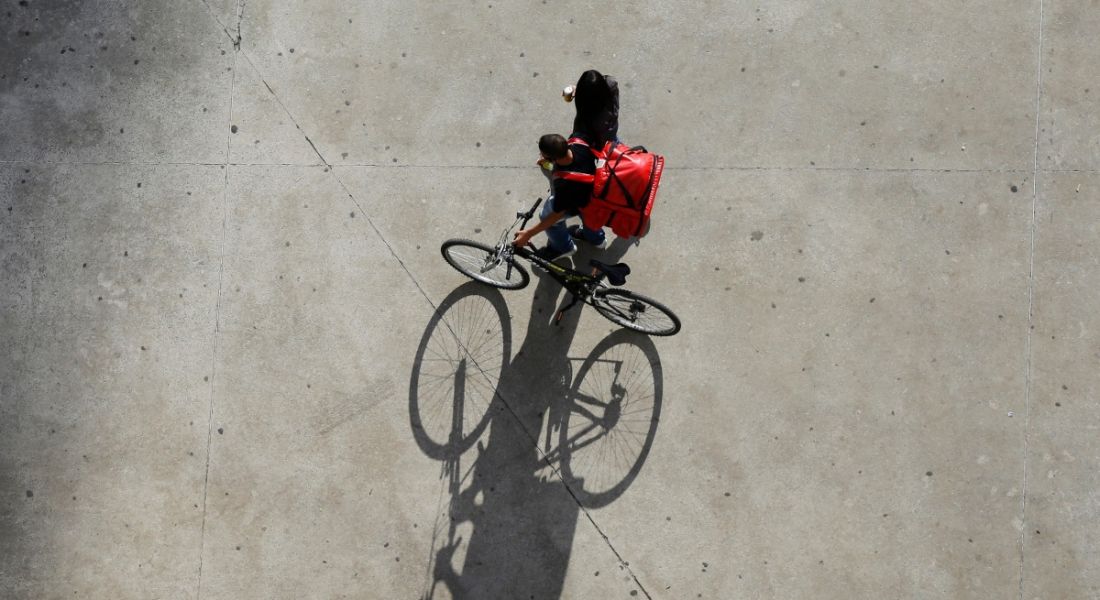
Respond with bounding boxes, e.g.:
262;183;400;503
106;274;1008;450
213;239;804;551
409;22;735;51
552;139;596;214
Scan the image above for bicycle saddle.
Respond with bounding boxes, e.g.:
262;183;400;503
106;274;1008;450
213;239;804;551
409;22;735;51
590;260;630;286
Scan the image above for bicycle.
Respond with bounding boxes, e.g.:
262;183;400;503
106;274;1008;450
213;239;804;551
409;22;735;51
440;199;681;336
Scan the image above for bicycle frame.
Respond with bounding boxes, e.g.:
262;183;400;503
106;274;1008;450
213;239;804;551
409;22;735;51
490;198;611;322
443;197;680;336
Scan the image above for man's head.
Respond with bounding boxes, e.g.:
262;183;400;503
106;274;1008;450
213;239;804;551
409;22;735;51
539;134;570;163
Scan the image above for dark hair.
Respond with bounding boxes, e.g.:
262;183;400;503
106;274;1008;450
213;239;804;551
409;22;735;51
538;134;569;160
574;69;611;115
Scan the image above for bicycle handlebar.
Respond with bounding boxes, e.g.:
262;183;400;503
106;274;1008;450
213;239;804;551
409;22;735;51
517;198;542;229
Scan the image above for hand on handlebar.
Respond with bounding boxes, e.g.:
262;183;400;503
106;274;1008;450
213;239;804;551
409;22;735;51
513;229;538;248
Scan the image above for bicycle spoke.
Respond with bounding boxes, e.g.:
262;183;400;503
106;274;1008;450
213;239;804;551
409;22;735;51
593;290;679;335
441;240;529;290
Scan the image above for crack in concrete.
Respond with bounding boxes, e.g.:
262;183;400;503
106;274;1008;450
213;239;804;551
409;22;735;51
195;0;241;48
1018;1;1046;598
239;52;329;166
194;2;240;596
233;0;245;50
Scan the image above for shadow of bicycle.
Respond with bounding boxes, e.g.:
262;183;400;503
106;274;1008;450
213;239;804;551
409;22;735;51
408;243;664;599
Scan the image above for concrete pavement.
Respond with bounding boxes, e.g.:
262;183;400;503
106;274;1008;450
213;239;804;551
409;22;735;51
2;0;1099;598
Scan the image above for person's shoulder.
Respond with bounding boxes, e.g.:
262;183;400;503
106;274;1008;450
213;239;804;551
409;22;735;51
569;139;595;161
567;133;596;150
565;139;596;173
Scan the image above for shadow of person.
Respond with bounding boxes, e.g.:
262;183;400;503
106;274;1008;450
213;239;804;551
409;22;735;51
430;271;586;600
411;234;662;600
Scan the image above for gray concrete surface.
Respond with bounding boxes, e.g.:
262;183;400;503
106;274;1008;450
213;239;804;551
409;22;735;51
2;0;1098;598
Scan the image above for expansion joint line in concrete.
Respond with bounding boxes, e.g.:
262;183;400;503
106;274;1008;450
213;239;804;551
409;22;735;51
233;38;654;598
4;158;1100;175
195;2;240;596
1018;0;1045;597
330;164;1036;175
0;160;326;167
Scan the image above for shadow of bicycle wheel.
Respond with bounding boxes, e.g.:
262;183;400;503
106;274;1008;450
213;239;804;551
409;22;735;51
552;329;663;508
408;282;511;461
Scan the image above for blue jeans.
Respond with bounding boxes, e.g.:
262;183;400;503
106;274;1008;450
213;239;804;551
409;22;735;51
541;195;606;253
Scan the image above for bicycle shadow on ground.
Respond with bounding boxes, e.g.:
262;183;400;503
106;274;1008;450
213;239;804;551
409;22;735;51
408;238;663;599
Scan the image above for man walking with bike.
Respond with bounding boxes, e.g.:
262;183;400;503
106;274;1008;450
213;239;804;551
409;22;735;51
513;133;607;261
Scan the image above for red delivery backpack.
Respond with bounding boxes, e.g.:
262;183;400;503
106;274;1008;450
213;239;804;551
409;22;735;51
556;137;664;238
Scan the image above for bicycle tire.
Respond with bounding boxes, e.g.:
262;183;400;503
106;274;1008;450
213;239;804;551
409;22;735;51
591;289;681;336
440;239;530;290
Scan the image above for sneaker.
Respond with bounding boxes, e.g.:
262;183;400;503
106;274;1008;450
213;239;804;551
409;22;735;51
568;224;608;250
533;244;576;263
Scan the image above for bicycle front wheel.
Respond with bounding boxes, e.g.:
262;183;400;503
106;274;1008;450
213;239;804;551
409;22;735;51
591;289;681;336
441;239;530;290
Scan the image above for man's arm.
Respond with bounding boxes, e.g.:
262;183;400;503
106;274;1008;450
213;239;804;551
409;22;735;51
513;211;566;248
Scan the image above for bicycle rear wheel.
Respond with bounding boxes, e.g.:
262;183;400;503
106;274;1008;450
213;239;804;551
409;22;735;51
441;239;530;290
591;289;681;336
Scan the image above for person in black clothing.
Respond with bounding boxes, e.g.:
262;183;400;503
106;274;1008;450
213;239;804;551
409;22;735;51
568;70;619;147
513;134;607;261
